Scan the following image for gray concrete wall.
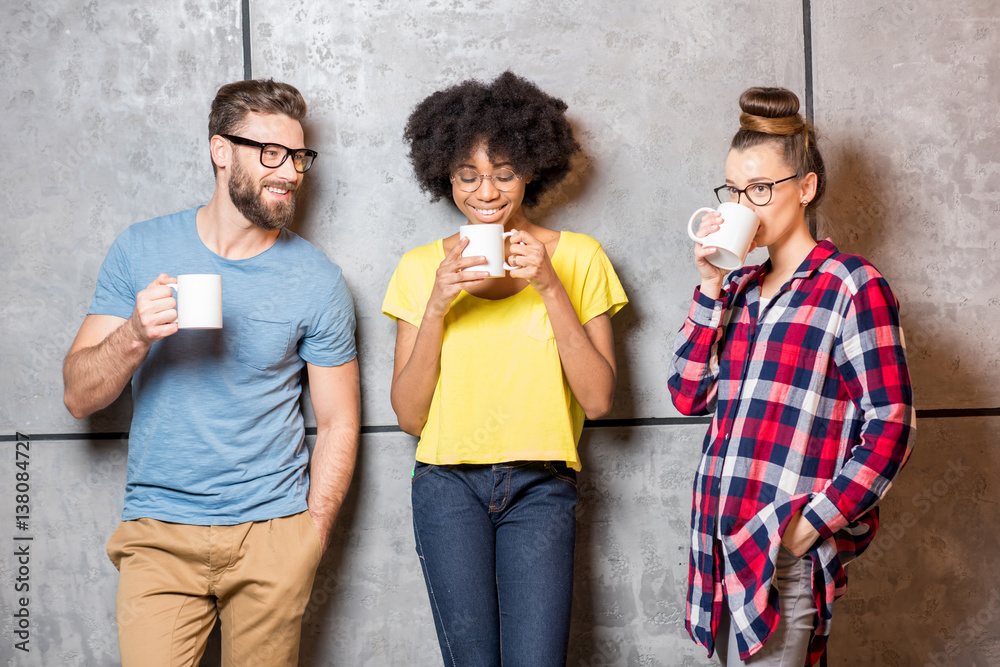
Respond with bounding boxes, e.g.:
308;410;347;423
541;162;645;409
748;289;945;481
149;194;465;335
1;0;997;665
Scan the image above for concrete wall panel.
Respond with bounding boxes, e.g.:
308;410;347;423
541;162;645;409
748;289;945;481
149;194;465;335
306;425;718;665
250;0;806;425
0;0;244;434
3;0;998;665
1;426;718;666
812;0;1000;409
6;419;997;665
827;417;1000;666
0;437;124;666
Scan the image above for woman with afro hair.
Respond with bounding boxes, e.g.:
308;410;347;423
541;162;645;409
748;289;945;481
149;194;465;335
383;71;628;665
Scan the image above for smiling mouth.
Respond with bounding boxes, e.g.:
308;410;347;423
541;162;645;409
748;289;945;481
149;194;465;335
265;185;290;196
472;203;506;217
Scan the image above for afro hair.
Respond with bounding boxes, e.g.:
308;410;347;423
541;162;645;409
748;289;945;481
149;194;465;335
403;71;580;208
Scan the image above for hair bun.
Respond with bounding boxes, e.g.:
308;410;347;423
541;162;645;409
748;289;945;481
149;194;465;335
738;87;805;136
730;86;825;208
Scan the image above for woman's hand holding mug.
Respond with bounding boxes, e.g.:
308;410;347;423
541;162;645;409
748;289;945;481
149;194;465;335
506;229;558;296
427;237;489;319
688;202;759;299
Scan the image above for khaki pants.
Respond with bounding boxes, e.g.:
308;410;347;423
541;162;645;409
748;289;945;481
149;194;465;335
106;511;322;667
717;546;818;666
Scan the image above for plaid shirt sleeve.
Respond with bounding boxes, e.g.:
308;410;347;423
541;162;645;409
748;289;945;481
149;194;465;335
801;268;916;540
668;285;732;416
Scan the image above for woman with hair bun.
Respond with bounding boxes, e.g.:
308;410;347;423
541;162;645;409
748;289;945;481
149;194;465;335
383;71;627;665
669;87;915;666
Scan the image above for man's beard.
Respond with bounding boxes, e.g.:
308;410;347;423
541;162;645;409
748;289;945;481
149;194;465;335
228;156;297;231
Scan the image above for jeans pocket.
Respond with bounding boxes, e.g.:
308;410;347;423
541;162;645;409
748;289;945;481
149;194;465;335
301;510;323;563
106;521;127;569
412;460;436;483
543;462;577;488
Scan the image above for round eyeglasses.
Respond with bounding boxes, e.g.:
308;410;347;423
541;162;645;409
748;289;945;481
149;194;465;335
222;134;318;173
714;174;798;206
451;167;521;193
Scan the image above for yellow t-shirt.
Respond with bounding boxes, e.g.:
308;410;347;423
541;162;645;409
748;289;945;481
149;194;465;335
382;231;628;470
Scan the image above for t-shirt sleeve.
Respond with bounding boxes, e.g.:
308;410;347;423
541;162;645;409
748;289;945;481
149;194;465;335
577;239;629;324
88;226;137;319
299;268;358;367
382;250;425;327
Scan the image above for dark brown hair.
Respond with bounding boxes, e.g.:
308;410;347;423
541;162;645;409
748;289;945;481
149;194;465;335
208;79;307;174
731;87;825;208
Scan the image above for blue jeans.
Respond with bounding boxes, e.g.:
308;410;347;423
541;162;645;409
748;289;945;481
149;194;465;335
411;461;578;667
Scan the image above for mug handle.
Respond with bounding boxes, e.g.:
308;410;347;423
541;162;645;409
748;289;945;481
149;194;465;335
502;230;519;271
165;283;181;325
687;207;717;244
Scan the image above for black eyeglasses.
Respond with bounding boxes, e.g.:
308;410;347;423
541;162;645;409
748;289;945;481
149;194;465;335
714;174;798;206
221;134;318;173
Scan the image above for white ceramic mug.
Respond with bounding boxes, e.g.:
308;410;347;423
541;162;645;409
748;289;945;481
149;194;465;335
687;202;760;270
460;224;518;277
168;274;223;329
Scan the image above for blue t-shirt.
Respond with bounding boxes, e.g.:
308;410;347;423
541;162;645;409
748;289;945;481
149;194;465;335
89;207;357;524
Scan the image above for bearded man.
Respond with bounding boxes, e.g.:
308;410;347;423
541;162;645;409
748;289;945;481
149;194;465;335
62;79;359;667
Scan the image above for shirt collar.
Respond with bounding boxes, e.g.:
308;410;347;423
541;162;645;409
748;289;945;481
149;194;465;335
755;238;837;282
797;238;837;278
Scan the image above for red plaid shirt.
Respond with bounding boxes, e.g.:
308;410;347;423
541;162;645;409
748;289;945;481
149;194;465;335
668;240;915;664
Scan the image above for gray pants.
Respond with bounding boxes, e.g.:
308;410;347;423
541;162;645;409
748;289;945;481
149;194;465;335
717;546;817;667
